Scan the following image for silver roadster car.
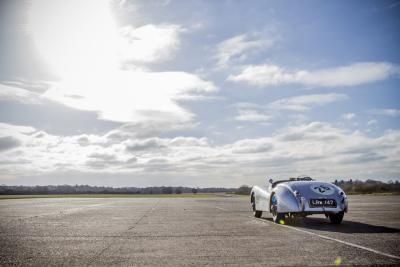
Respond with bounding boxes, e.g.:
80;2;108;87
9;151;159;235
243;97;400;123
250;176;348;224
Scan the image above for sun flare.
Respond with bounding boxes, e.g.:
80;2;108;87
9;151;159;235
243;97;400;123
27;0;215;123
28;0;120;78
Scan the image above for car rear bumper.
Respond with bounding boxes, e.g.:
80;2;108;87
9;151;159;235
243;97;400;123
279;196;347;214
303;196;347;213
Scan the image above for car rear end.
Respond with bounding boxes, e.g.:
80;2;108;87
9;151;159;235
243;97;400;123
289;181;348;215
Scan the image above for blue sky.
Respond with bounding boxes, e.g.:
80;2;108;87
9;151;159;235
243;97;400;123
0;0;399;186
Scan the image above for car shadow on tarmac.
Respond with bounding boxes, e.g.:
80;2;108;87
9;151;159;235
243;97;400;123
261;217;400;234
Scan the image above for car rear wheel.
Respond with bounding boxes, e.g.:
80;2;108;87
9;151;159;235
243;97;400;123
251;194;262;218
329;211;344;224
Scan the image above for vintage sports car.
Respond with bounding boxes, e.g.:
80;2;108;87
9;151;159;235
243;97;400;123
250;176;348;224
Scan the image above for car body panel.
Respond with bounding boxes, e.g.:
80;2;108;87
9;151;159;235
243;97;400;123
251;179;348;215
252;185;269;211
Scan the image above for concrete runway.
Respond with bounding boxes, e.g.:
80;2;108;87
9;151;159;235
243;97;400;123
0;195;399;266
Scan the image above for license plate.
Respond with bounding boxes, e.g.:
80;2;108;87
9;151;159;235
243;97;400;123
309;199;337;208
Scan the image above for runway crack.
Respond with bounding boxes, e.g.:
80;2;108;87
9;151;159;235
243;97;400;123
86;199;161;266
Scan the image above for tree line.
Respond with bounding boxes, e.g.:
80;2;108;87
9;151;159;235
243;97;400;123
0;185;236;195
333;179;400;194
0;179;398;195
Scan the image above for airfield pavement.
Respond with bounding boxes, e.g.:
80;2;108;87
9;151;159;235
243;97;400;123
0;195;400;266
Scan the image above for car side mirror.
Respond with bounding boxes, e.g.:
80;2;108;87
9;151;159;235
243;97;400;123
268;178;273;184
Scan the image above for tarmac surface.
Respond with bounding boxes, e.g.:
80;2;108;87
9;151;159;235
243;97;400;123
0;195;399;266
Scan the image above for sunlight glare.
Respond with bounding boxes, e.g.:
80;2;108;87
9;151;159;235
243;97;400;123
28;0;120;78
27;0;212;123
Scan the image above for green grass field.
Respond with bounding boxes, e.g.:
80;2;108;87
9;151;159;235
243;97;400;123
0;193;237;200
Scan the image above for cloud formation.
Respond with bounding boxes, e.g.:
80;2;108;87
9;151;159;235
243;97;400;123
368;109;400;117
268;93;348;112
228;62;399;87
233;93;348;123
234;109;273;122
215;33;274;68
342;113;356;120
0;83;42;105
119;24;183;63
1;122;399;186
43;70;217;123
25;0;217;125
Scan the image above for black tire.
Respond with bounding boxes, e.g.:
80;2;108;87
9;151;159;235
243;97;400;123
329;211;344;224
254;210;262;218
251;194;263;218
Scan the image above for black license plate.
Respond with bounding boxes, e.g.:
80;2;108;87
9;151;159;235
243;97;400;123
309;199;337;208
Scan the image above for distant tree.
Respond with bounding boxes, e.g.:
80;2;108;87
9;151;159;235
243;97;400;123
175;188;182;194
192;188;198;194
162;187;173;194
236;185;251;195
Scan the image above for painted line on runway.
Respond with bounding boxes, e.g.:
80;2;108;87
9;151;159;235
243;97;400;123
254;217;400;260
214;206;400;261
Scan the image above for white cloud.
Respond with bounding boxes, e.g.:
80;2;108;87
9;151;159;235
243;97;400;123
342;113;356;120
228;62;399;87
232;93;348;123
43;70;217;123
269;93;348;112
369;109;400;117
215;34;274;68
28;0;183;69
0;84;42;104
119;24;183;63
125;138;166;152
1;121;399;186
231;138;273;154
277;122;345;142
169;137;209;147
367;119;378;126
234;109;273;122
0;123;36;136
107;123;177;141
